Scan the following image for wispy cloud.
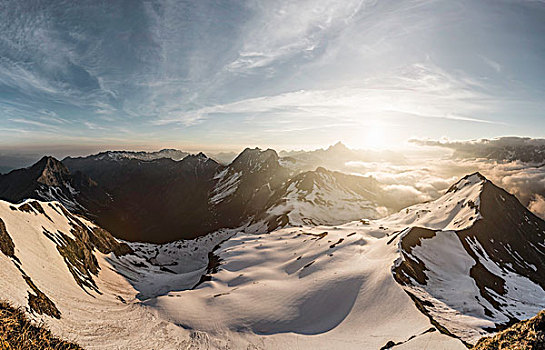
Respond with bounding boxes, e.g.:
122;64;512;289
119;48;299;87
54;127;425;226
479;55;502;73
153;63;501;128
9;118;62;130
225;0;367;74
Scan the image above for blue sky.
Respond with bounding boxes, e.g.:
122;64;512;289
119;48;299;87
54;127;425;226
1;0;545;154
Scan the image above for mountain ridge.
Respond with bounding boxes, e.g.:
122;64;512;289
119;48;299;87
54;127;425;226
393;172;545;343
12;148;397;242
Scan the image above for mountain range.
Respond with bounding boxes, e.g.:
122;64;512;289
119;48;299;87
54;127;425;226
0;147;543;349
0;146;398;243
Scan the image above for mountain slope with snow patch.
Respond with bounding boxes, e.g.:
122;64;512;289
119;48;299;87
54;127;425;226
257;167;388;230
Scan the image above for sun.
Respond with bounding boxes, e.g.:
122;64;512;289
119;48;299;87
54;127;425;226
344;123;387;150
364;124;386;149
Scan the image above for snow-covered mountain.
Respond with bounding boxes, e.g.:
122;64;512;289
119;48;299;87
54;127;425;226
65;149;190;162
209;147;402;234
0;199;131;320
0;173;543;349
209;148;291;227
253;167;389;231
0;198;464;350
392;172;545;343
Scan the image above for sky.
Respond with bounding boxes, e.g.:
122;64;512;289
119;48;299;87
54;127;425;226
1;0;545;154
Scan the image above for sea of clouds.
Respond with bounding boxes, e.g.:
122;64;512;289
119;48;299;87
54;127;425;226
344;137;545;218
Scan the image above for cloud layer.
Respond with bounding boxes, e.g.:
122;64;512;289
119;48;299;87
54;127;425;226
411;137;545;162
365;137;545;218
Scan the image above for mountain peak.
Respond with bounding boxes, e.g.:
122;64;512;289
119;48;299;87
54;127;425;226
395;172;545;342
239;147;261;155
447;172;487;194
467;171;487;181
34;155;61;167
233;148;279;166
32;156;70;187
327;141;349;152
182;152;211;162
315;166;329;173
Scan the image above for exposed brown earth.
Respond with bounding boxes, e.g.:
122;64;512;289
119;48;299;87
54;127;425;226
0;218;15;258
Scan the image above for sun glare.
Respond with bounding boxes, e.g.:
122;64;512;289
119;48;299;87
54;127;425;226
364;124;386;149
344;123;387;150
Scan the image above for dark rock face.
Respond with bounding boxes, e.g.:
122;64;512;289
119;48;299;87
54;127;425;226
36;157;71;187
23;273;61;319
64;153;222;243
394;227;438;286
210;148;291;229
0;156;109;214
0;218;15;258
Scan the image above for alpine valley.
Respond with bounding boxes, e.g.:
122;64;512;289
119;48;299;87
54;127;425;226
0;145;544;350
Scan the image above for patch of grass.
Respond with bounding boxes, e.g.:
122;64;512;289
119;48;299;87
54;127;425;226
0;300;82;349
472;310;545;350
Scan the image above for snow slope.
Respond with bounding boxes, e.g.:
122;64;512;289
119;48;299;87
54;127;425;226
0;172;543;349
385;172;484;231
140;223;466;350
0;198;465;349
0;199;194;349
262;167;388;227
